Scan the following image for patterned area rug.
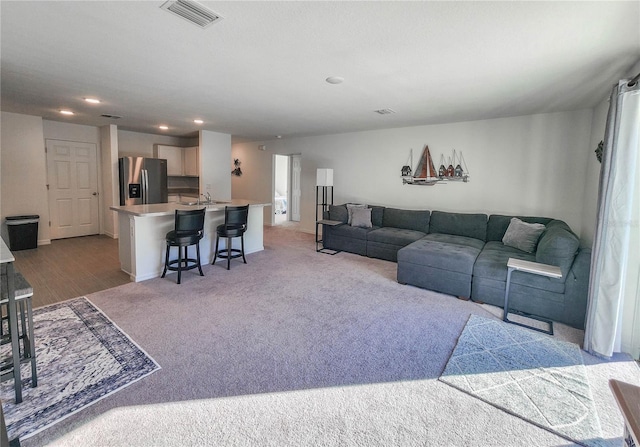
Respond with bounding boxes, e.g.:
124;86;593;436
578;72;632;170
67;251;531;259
1;297;160;441
440;315;603;447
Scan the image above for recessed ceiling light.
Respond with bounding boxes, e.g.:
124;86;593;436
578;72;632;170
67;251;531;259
59;110;74;115
193;119;204;124
159;125;169;130
326;76;344;85
84;98;101;104
276;135;282;139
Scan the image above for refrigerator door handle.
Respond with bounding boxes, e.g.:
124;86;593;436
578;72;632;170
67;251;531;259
142;169;149;204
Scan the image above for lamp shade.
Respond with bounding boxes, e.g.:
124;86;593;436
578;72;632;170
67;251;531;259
316;168;334;186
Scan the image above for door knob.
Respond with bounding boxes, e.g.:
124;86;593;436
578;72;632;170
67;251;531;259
92;192;98;196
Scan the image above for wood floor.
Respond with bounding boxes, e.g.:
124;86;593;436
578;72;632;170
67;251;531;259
11;235;130;309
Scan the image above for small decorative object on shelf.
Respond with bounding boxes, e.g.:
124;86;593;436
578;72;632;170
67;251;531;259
231;159;242;176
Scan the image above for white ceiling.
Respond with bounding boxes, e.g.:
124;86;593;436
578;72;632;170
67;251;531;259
1;1;639;143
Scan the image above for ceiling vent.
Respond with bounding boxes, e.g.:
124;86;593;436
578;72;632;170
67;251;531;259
100;114;122;119
160;0;223;29
374;108;396;115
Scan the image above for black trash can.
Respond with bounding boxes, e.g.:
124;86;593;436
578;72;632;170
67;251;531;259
6;215;39;251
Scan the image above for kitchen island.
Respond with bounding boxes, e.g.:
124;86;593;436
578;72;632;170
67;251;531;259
110;200;270;282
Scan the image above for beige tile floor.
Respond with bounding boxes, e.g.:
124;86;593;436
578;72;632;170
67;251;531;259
11;235;130;309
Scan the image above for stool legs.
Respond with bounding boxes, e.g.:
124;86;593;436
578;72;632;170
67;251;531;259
161;243;170;278
241;235;247;264
226;237;232;270
213;236;220;265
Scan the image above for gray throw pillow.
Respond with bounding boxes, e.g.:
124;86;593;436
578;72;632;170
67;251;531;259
350;207;372;228
502;217;546;253
346;203;367;225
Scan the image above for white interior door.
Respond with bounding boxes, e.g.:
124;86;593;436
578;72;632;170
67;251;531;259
46;139;99;239
290;155;301;222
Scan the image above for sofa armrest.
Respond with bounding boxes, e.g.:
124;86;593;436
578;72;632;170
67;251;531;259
561;247;592;329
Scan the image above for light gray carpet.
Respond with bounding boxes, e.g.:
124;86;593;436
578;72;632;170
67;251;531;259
440;315;602;446
18;227;640;446
0;298;160;441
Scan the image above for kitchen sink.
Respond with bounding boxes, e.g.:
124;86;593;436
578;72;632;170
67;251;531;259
179;201;218;206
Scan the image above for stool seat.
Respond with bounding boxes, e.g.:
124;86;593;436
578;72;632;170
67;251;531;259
166;230;203;246
162;208;206;284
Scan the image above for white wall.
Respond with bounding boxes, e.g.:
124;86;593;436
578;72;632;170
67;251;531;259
1;112;51;245
101;125;119;238
199;130;232;201
274;155;289;197
232;143;274;223
117;129;196;158
43;120;100;144
233;110;594;239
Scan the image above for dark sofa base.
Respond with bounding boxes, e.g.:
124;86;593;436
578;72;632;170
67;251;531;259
397;264;473;298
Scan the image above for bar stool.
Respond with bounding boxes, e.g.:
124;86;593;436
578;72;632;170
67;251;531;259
161;208;206;284
1;267;37;404
212;205;249;270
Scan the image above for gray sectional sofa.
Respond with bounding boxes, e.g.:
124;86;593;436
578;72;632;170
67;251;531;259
322;204;591;329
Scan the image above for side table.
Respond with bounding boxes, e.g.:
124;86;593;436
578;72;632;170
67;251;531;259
503;258;562;335
315;220;342;254
610;379;640;447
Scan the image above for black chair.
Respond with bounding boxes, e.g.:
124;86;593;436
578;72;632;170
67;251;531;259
1;266;37;405
212;205;249;270
162;208;206;284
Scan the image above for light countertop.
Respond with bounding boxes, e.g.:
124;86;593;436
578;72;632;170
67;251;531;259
1;237;15;264
110;199;271;217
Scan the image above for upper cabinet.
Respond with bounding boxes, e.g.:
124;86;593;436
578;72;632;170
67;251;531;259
153;144;199;177
184;146;199;177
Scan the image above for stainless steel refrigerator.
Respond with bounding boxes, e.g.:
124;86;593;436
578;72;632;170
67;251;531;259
119;157;168;206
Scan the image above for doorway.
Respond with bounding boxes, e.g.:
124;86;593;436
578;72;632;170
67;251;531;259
272;154;301;226
46;139;100;239
273;154;289;225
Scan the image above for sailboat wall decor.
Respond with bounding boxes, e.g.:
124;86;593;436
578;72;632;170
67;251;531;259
401;146;470;185
438;149;470;182
403;145;441;185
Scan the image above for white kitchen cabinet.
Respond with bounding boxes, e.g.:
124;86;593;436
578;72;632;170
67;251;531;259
154;144;183;176
184;146;199;177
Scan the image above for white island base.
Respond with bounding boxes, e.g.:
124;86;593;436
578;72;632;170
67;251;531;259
110;200;268;282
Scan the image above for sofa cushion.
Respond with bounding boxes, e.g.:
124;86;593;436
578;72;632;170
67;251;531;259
536;226;580;276
474;246;565;293
429;211;488;241
422;233;485;251
382;208;430;233
328;205;348;223
351;207;372;228
502;218;546;253
328;223;377;240
367;227;425;246
486;214;553;242
473;246;535;281
369;206;384;228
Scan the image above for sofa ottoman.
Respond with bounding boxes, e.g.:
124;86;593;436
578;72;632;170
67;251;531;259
397;235;484;298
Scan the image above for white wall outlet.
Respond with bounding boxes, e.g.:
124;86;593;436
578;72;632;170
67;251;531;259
205;184;212;191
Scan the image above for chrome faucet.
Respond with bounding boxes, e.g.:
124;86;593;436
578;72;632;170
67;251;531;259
200;192;212;205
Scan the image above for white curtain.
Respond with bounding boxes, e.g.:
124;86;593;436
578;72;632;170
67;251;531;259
584;78;640;358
